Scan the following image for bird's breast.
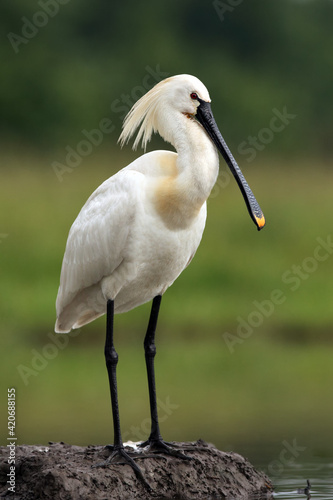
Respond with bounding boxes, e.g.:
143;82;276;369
145;146;218;231
152;176;204;231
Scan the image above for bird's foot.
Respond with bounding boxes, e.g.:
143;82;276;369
93;444;152;491
139;437;193;460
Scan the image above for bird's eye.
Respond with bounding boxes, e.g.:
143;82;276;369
190;92;198;100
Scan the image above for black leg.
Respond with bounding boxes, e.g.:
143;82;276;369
104;299;122;449
143;295;163;443
94;299;152;490
140;296;191;459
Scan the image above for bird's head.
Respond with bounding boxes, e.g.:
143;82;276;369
119;74;265;231
156;74;211;118
119;74;210;150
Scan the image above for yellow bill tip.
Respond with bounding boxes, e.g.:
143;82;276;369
255;214;266;230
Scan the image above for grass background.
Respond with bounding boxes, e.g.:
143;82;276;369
1;150;333;466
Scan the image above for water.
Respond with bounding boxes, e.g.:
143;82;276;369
250;448;333;500
271;460;333;499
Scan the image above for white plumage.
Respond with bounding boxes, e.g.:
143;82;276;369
54;74;265;484
55;76;218;332
55;74;264;334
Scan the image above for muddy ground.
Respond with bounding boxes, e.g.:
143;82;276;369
0;440;273;499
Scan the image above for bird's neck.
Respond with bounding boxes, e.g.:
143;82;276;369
173;116;220;205
151;116;219;231
158;108;220;199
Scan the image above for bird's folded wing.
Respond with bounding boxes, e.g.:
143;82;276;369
55;170;143;316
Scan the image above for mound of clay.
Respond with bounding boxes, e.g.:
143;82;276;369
0;440;273;499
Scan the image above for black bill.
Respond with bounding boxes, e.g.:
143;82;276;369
196;99;265;231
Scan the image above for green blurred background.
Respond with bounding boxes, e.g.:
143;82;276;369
1;0;333;469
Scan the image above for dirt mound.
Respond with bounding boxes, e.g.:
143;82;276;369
0;440;273;499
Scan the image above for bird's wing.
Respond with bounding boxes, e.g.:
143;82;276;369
56;169;143;317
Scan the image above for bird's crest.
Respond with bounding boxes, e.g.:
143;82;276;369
118;78;172;151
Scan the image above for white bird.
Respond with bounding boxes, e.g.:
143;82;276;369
55;74;265;487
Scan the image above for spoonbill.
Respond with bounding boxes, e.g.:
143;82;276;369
55;74;265;485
